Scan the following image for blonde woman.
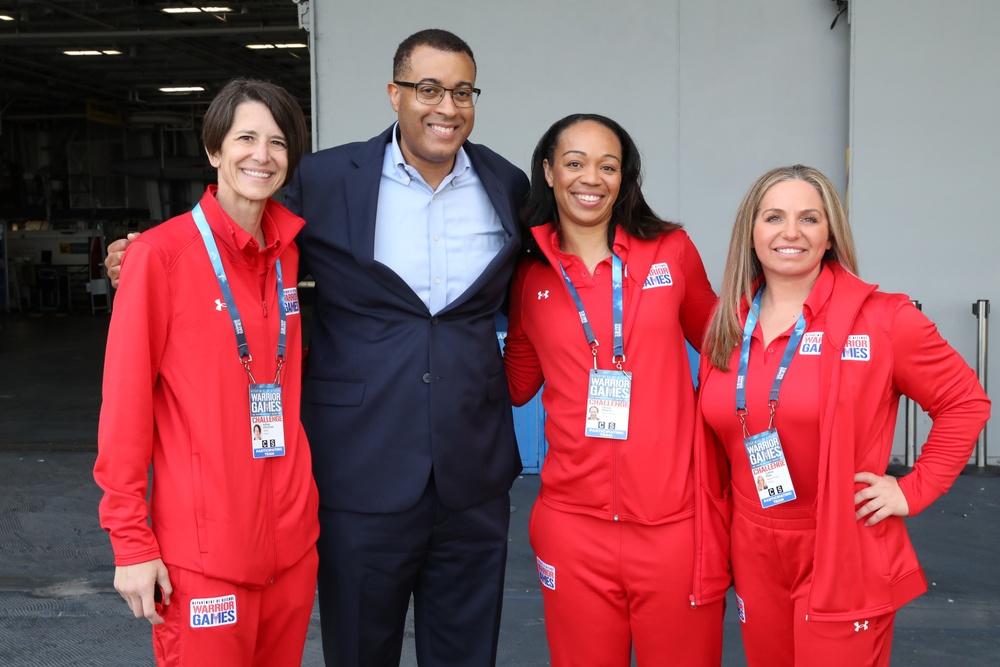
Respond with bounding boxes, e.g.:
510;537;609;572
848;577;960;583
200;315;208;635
693;165;989;667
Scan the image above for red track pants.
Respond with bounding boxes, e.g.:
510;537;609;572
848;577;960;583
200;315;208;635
529;501;724;666
731;489;894;667
151;546;318;667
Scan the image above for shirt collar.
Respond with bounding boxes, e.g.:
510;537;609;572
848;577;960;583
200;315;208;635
744;262;835;343
803;262;835;321
206;184;279;256
387;121;471;188
542;223;627;266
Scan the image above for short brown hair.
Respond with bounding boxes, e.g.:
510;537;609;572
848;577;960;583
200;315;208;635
201;78;308;186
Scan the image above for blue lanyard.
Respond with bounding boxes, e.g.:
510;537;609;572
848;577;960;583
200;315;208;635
557;253;625;369
192;203;286;384
735;286;806;430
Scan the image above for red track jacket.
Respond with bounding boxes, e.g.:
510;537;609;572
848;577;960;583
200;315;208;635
692;261;990;618
95;187;319;588
504;224;717;524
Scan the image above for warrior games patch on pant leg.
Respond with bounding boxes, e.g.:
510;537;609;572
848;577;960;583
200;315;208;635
189;594;237;628
536;557;556;590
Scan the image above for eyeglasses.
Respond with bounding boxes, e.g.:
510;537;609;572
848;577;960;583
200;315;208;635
394;80;480;107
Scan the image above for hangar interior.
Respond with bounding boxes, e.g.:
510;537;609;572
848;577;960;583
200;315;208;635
0;0;309;314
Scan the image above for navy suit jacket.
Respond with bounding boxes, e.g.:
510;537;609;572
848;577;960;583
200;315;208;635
285;126;529;513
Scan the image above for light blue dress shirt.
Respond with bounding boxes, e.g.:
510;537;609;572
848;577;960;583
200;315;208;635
373;124;507;315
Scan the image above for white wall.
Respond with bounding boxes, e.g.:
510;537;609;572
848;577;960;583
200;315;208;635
849;0;998;462
308;0;850;284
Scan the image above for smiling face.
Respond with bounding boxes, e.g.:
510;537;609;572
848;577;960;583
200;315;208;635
542;120;623;234
207;101;288;208
388;45;476;185
752;179;832;285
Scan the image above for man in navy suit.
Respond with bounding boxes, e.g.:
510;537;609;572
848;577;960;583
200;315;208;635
285;29;528;667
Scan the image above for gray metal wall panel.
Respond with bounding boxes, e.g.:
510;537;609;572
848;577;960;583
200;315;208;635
849;0;998;461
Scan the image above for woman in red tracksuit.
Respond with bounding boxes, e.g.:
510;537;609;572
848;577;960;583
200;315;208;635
94;79;319;666
693;165;990;666
503;114;723;666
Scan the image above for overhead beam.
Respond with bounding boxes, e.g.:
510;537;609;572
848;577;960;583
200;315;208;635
0;26;302;42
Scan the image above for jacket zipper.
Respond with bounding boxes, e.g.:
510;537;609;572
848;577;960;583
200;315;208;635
258;260;278;583
269;264;281;582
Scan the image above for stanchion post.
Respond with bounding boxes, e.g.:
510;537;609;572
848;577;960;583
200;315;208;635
904;300;922;467
972;300;989;468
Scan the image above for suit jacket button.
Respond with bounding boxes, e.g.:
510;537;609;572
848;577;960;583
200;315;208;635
422;372;431;384
430;316;439;325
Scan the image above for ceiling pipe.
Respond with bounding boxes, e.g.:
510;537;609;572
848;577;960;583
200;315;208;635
0;25;302;42
34;0;118;30
2;114;89;120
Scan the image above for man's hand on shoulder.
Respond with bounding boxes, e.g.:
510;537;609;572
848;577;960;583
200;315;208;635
106;232;141;288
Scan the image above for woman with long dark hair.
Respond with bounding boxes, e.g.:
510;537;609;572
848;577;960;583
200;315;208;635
503;114;723;666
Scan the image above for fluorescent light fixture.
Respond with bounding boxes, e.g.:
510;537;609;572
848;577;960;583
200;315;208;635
64;50;123;56
0;14;15;21
246;43;308;50
162;6;233;13
159;86;206;93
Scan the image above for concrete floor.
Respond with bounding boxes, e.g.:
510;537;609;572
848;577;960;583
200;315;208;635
0;311;998;665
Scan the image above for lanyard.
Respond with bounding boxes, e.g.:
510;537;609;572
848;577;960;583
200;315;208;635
558;253;625;370
192;203;286;384
735;286;806;432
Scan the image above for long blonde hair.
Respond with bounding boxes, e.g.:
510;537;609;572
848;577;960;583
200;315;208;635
705;165;859;371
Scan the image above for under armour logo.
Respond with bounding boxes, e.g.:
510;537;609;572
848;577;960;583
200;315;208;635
215;299;226;311
854;620;869;632
537;291;549;300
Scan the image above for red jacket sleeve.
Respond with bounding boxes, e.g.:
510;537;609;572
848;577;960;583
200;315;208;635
503;259;545;407
891;300;991;515
677;233;717;354
94;241;171;566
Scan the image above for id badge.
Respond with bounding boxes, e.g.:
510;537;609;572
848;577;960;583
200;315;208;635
249;383;285;458
743;429;795;507
585;369;631;440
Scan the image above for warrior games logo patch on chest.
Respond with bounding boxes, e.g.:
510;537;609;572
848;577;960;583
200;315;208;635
642;262;673;289
283;287;300;315
841;334;871;361
799;332;823;355
190;594;237;628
